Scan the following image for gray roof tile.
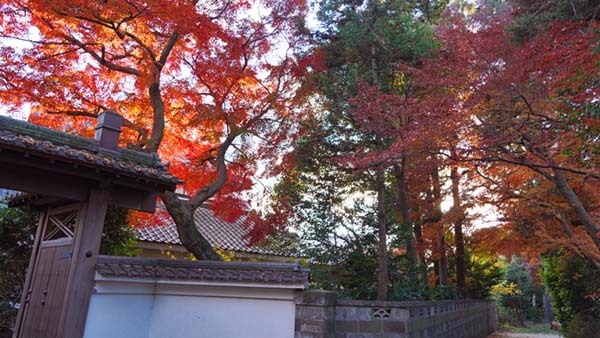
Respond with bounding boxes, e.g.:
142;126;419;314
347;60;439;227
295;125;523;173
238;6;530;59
136;207;289;256
0;116;181;186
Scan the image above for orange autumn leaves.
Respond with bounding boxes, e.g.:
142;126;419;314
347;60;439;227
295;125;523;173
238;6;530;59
0;0;311;246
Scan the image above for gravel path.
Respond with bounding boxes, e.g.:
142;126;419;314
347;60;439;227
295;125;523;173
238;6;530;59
488;332;561;338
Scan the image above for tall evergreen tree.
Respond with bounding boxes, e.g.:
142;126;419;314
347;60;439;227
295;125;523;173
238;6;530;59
273;0;446;299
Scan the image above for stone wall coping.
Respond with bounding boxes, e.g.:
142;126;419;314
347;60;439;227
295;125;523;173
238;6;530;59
335;299;495;308
95;255;310;286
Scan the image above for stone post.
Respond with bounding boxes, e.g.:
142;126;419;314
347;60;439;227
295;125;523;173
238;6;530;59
295;290;337;338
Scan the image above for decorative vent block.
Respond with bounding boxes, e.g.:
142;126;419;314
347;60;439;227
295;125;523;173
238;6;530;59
372;307;391;319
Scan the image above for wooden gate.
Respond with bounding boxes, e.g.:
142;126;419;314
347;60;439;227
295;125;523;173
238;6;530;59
2;111;178;338
16;205;79;338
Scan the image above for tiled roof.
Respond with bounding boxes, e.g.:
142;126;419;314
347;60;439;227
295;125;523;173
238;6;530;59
136;206;290;256
0;116;181;186
96;255;309;285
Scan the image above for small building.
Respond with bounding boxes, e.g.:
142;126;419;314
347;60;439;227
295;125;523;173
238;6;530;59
135;206;297;262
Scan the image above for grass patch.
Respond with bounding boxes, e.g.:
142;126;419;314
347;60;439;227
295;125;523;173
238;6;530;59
501;322;555;334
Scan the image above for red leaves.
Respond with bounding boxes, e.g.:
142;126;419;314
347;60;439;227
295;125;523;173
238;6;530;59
1;0;311;242
294;48;327;77
335;5;600;262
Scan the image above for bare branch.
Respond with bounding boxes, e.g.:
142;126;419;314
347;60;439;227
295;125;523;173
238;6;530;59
63;35;142;76
442;151;600;181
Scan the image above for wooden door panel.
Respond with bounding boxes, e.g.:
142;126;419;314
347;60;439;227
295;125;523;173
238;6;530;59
39;245;72;337
20;246;54;337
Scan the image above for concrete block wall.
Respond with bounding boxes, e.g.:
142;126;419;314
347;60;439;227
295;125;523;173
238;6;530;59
295;290;498;338
402;300;498;338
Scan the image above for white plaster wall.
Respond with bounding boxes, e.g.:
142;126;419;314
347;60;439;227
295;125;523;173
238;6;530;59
148;295;295;338
84;294;152;338
83;281;298;338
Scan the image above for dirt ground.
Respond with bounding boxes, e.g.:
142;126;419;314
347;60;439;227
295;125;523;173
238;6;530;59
488;332;561;338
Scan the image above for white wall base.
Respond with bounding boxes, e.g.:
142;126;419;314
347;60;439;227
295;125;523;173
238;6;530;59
83;275;299;338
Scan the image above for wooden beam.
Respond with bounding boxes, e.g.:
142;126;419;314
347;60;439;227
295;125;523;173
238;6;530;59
108;187;157;213
0;158;159;212
0;147;173;195
0;163;89;201
56;188;109;338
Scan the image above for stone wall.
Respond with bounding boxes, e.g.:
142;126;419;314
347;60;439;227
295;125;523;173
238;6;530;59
295;290;498;338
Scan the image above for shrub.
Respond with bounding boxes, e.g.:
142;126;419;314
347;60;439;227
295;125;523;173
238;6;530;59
0;205;36;338
562;313;600;338
492;256;534;326
429;284;458;300
541;252;600;338
466;252;504;299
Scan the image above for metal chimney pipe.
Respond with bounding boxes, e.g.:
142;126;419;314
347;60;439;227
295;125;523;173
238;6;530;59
94;110;123;150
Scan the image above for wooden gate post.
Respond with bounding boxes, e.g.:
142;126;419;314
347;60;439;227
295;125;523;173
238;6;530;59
56;187;110;338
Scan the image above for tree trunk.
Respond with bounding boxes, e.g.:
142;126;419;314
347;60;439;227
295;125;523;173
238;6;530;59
393;159;416;275
376;168;389;300
161;191;221;260
552;168;600;250
431;161;448;285
368;6;388;299
451;166;466;297
146;82;165;153
414;220;427;283
437;230;448;285
543;288;554;323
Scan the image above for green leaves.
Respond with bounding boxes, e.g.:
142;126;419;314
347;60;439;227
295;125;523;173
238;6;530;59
0;205;36;336
541;252;600;335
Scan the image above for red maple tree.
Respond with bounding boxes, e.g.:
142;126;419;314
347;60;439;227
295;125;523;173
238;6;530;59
403;8;599;266
0;0;311;259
